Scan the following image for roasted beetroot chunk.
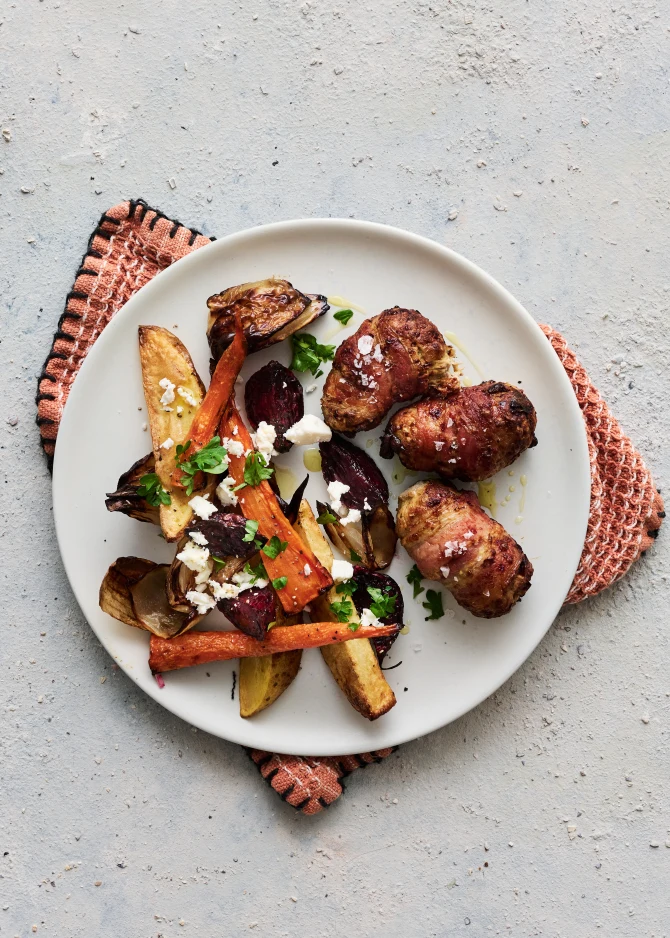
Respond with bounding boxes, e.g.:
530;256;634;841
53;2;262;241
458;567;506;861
244;360;304;452
319;434;389;512
217;584;276;640
351;567;404;663
187;511;265;558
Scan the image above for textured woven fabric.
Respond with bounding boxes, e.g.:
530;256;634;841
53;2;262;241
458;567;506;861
37;199;664;814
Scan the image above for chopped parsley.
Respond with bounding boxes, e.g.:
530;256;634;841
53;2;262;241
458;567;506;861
350;548;362;563
316;509;338;525
333;308;354;326
175;436;228;495
240;451;274;488
406;564;425;599
422;589;445;621
335;578;357;598
347;620;361;632
243;559;267;583
330;599;354;623
137;473;171;506
242;519;263;549
290;333;336;377
212;556;227;571
271;576;288;591
367;586;397;620
262;535;288;559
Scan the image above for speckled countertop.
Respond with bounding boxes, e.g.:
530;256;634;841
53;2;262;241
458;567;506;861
1;2;668;935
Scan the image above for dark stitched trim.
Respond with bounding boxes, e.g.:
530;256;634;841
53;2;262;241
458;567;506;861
36;392;56;403
101;214;121;226
88;248;103;259
54;330;76;343
59;311;82;327
658;511;666;519
264;767;280;784
46;351;69;361
169;221;180;238
38;370;57;383
77;267;98;277
292;796;311;812
66;290;89;302
648;528;659;539
36;416;56;426
94;228;113;241
279;783;295;802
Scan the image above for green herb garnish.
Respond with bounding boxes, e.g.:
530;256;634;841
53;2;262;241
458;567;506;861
137;473;171;506
406;564;425;599
350;549;362;563
422;589;445;621
335;578;357;598
243;560;267;583
316;509;338;525
333;308;354;326
242;519;264;550
367;586;397;620
241;451;274;488
212;556;227;571
262;535;288;559
330;599;353;623
290;333;336;377
272;576;288;591
175;437;228;495
347;620;361;632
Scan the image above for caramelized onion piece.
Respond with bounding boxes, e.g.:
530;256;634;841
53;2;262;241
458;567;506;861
131;566;197;637
319;434;389;512
351;567;404;663
244;361;304;452
277;474;310;525
363;505;397;569
105;453;159;524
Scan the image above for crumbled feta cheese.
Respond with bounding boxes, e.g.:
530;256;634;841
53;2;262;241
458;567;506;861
331;559;354;582
232;569;269;592
232;426;239;436
360;607;381;628
284;414;332;446
340;508;361;526
372;343;383;362
357;335;374;355
440;566;450;578
177;386;198;407
159;377;176;408
446;417;454;428
222;436;245;457
194;559;214;586
251;421;277;460
305;383;318;394
185;590;217;615
327;479;350;513
160;437;174;450
189;494;218;520
303;563;312;576
434;441;444;451
176;405;184;415
189;531;208;547
363;498;371;511
216;476;238;507
177;539;210;573
208;580;241;601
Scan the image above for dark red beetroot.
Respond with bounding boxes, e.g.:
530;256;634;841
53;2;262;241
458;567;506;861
217;584;276;640
187;512;265;558
244;360;304;452
351;567;404;663
319;435;389;512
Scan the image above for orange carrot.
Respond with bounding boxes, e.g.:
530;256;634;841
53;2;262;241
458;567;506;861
219;403;333;613
171;317;247;489
149;622;398;673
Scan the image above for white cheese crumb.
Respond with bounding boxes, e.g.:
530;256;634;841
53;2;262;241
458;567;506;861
232;426;239;436
232;569;269;592
216;476;238;507
363;498;371;511
189;531;208;547
327;479;350;513
357;335;374;355
251;421;277;460
222;436;245;457
340;508;361;526
177;386;198;407
177;540;210;573
158;377;176;408
446;417;453;428
189;494;218;520
360;607;381;628
303;563;312;576
305;383;318;394
440;566;450;578
194;559;214;586
372;343;383;362
434;441;444;451
160;437;174;450
208;580;241;601
285;414;332;446
185;590;216;615
331;559;354;582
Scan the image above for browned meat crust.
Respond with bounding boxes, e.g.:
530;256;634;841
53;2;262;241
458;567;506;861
396;480;533;618
381;381;537;482
321;307;460;435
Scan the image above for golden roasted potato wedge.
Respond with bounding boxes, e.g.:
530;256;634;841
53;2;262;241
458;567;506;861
99;557;199;638
239;651;302;718
294;501;396;720
138;326;215;541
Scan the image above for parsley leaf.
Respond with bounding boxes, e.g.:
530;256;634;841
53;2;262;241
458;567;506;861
316;509;338;525
347;620;361;632
262;535;288;559
242;519;264;550
137;473;171;506
367;586;397;620
330;599;353;623
422;589;445;621
243;560;267;583
212;556;227;571
241;451;274;488
290;333;336;377
175;436;228;495
272;576;288;591
333;308;354;326
406;564;425;599
350;549;362;563
335;578;357;598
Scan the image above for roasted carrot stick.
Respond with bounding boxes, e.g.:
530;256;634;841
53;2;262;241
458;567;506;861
149;622;398;673
219;403;333;613
171;316;247;489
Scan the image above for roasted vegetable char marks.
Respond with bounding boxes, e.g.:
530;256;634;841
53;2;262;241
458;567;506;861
396;480;533;618
381;381;537;482
321;307;460;435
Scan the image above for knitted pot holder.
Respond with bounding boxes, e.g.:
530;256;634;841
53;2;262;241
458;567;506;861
36;200;664;815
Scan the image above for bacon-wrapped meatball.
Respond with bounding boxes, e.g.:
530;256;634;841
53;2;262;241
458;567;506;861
381;381;537;482
396;480;533;618
321;308;460;435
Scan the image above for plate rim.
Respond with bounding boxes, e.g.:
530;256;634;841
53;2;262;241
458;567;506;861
53;217;590;755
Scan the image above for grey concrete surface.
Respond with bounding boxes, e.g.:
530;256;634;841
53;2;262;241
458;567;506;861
1;1;669;936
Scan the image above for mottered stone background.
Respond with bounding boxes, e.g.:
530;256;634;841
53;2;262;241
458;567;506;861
1;2;668;936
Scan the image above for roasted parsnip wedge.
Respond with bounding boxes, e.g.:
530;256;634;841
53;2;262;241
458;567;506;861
138;326;215;541
294;501;397;720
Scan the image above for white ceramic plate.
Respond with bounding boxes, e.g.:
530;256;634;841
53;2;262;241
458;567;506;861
53;219;590;756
